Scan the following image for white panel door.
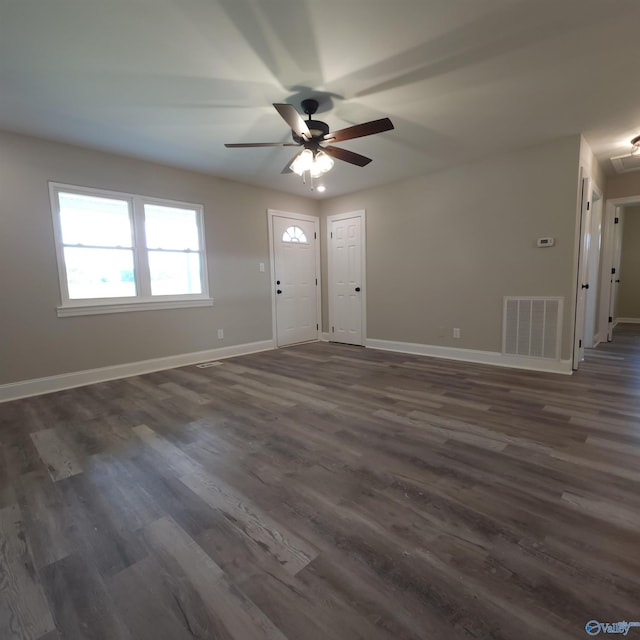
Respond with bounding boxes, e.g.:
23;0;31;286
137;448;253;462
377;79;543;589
573;176;591;369
272;215;318;347
608;211;624;341
329;213;364;345
583;191;602;348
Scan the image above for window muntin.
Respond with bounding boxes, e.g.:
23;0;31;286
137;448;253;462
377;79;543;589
50;183;209;314
282;225;307;243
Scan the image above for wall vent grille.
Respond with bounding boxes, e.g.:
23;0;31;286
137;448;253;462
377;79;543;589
610;153;640;174
503;297;563;360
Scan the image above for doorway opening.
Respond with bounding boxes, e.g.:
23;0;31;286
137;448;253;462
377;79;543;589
598;196;640;349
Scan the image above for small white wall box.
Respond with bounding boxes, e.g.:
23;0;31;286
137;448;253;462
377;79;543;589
537;237;555;248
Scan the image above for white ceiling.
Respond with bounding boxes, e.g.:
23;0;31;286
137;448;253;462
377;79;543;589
2;0;640;198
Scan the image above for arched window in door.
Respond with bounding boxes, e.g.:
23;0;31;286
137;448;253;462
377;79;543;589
282;225;307;243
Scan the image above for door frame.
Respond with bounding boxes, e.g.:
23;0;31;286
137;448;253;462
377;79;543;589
267;209;321;347
326;210;367;345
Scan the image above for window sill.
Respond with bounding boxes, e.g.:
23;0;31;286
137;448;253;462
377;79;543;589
57;297;213;317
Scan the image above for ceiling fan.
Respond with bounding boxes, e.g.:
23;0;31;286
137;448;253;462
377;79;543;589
224;98;394;178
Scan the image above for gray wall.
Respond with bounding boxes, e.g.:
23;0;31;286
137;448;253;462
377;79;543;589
618;205;640;319
606;171;640;201
0;131;319;384
1;130;585;386
320;136;581;359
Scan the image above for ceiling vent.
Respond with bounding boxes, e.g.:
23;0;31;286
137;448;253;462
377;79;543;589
610;153;640;174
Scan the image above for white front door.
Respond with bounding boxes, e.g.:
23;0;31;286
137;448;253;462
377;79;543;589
573;176;592;369
328;211;365;345
270;213;319;347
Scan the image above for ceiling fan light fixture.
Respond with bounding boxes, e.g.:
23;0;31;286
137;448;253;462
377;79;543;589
312;150;334;176
631;135;640;156
290;148;314;175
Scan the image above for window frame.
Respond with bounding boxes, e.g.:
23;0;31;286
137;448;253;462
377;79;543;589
49;182;212;317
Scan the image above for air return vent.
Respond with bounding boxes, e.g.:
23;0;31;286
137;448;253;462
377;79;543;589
503;297;563;360
610;153;640;174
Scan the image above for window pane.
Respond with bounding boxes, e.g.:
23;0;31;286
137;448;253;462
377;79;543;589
64;247;136;299
144;204;200;250
59;192;132;247
282;225;307;243
148;251;202;295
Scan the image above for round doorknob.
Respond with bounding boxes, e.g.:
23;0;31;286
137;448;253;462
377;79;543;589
276;289;282;294
355;287;361;292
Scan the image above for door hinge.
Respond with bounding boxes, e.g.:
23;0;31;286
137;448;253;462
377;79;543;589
587;201;590;210
611;267;616;274
315;278;317;285
579;339;582;348
314;232;317;239
316;323;319;330
609;316;613;323
615;217;619;224
332;326;335;333
330;232;333;238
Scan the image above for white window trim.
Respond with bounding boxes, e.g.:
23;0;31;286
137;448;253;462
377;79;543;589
49;182;212;316
56;298;213;318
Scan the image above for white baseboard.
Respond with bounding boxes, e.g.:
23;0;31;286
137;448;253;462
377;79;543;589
320;332;331;342
0;339;275;403
615;317;640;324
366;338;573;375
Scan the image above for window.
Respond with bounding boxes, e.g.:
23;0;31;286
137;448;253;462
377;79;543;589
50;183;211;316
282;225;308;243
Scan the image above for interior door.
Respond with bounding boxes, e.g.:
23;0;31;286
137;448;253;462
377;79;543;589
607;210;624;341
272;215;318;347
328;213;364;345
573;176;591;369
583;190;602;348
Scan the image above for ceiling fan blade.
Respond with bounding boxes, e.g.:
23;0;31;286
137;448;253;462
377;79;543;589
273;103;311;140
323;145;372;167
225;142;300;148
324;117;394;143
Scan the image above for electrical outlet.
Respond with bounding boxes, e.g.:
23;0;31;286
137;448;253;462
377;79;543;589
453;327;461;339
217;329;224;340
259;262;265;272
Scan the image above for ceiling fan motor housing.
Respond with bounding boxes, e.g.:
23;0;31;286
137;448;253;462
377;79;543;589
293;119;329;144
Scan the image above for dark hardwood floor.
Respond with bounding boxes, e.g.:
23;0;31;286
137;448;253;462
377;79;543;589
2;325;640;639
